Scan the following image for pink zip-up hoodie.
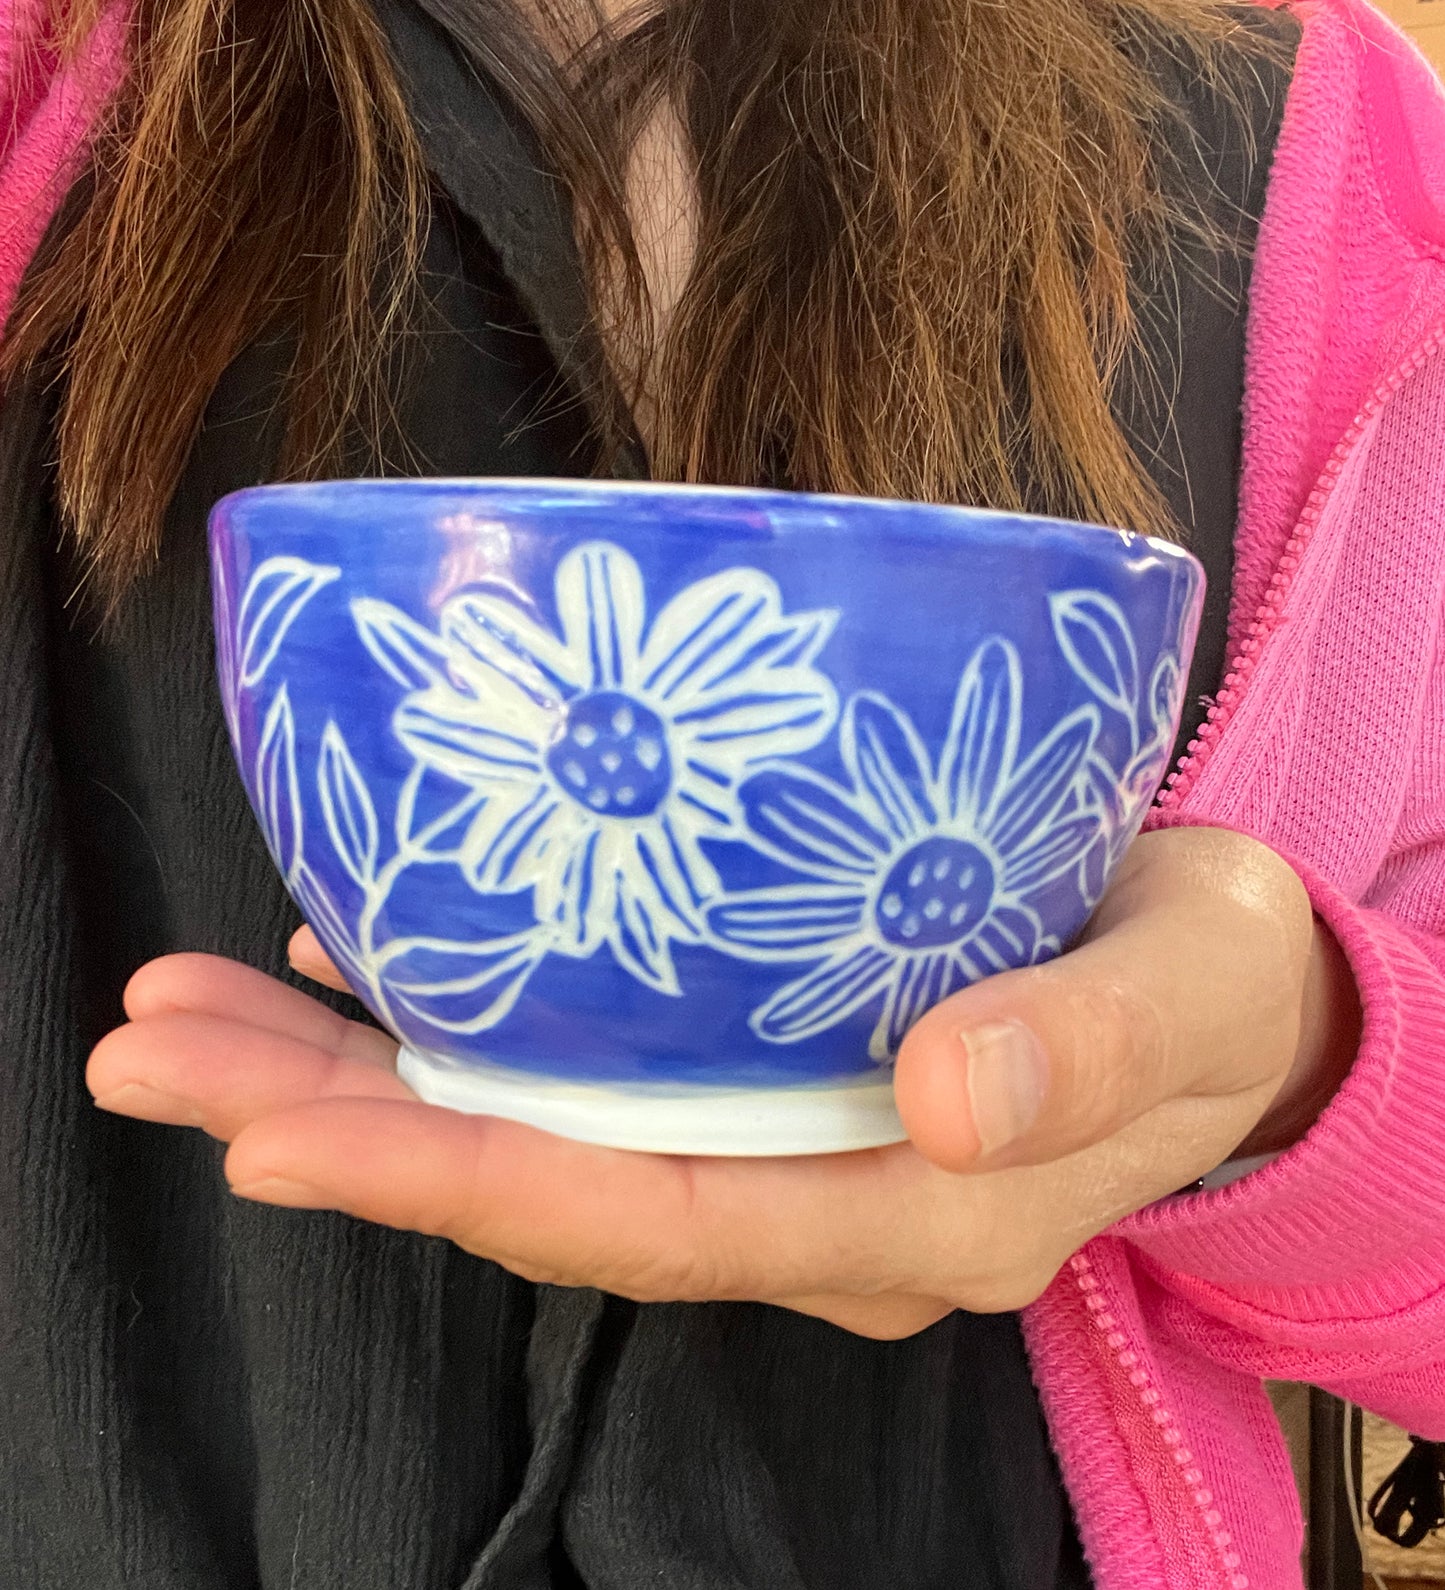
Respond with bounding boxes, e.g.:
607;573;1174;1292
4;2;1443;1586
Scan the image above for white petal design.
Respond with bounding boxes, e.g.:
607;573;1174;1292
665;816;723;909
641;568;836;705
1002;812;1102;893
670;667;838;769
555;542;646;689
350;542;851;1007
736;767;890;880
352;598;452;692
527;807;587;929
670;767;737;836
339;541;1170;1029
749;944;895;1044
540;824;623;959
869;952;958;1062
613;874;682;994
987;707;1099;855
964;902;1044;974
632;817;716;934
745;944;895;1045
459;787;565;892
441;590;581;708
705;885;868;959
318;721;379;887
951;945;988;985
840;693;934;844
238;557;340;691
938;639;1022;830
394;690;547;787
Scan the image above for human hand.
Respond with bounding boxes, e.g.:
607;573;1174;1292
87;827;1358;1339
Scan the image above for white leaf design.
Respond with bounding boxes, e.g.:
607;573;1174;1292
212;556;239;734
385;935;542;1035
352;598;452;692
393;766;488;858
292;863;371;995
256;686;304;881
1150;655;1183;739
1122;742;1167;796
1083;750;1125;824
1049;591;1140;720
318;721;380;886
1081;831;1111;905
238;558;340;690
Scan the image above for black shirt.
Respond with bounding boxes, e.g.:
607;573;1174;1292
0;7;1295;1588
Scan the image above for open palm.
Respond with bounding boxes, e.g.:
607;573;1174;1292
87;828;1342;1338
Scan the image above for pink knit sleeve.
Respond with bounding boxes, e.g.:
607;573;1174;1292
0;0;127;329
1121;857;1445;1435
1117;355;1445;1438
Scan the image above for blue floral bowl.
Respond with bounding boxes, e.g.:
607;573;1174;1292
209;480;1202;1154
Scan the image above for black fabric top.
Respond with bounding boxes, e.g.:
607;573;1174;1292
0;8;1294;1589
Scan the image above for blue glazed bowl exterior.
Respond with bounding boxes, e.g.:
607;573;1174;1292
209;480;1201;1150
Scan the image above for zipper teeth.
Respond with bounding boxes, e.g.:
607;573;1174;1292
1157;323;1445;813
1069;1253;1251;1590
1106;325;1445;1587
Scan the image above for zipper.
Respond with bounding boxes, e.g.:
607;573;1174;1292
1066;1249;1252;1589
1077;326;1445;1589
1156;320;1445;814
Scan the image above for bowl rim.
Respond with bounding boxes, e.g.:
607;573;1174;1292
211;476;1203;574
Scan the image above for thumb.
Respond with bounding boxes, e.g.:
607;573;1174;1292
892;827;1312;1173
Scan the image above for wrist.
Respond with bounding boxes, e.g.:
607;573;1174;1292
1237;916;1362;1157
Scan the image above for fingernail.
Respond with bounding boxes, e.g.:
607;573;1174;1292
959;1021;1048;1155
93;1083;205;1128
229;1177;334;1210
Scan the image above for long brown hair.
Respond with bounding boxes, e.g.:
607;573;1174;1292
4;0;1267;600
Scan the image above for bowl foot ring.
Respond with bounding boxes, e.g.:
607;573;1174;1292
396;1046;908;1157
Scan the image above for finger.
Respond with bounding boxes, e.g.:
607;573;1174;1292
125;952;394;1063
772;1294;954;1340
224;1099;927;1303
894;827;1312;1173
288;927;352;993
88;1012;408;1139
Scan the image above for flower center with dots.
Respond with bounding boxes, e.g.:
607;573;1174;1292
872;836;997;950
547;690;673;817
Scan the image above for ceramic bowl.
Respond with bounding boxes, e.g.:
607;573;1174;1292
209;480;1202;1154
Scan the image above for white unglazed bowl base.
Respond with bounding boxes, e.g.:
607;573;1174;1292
397;1046;907;1156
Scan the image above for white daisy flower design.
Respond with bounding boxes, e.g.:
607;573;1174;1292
355;542;838;995
705;639;1102;1060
